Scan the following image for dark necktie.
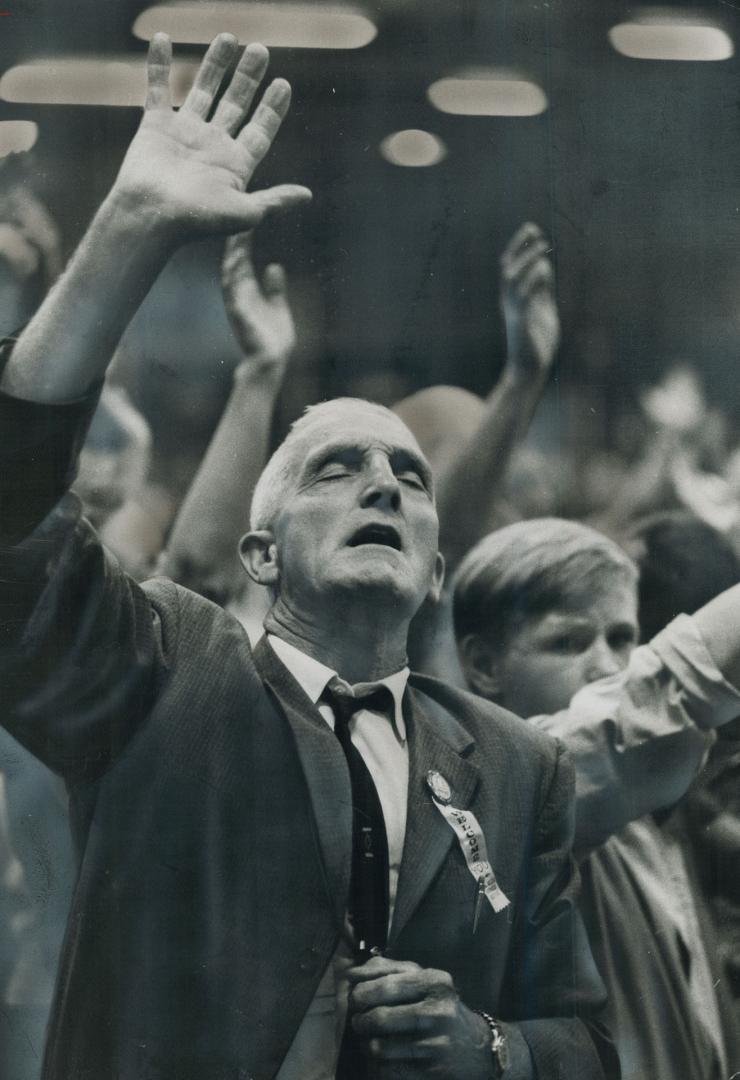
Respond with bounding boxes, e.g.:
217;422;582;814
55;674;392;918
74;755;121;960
322;676;393;961
322;677;395;1080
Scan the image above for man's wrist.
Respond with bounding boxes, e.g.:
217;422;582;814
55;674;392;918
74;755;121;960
475;1011;510;1077
233;356;287;393
97;185;180;259
501;357;549;392
467;1010;500;1079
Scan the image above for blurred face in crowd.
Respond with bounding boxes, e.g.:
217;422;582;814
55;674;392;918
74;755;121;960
475;572;639;718
0;188;61;332
243;402;444;625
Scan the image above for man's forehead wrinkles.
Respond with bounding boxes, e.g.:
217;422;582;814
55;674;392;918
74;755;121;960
302;433;420;468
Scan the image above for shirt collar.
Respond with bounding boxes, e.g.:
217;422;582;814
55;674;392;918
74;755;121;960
267;634;409;742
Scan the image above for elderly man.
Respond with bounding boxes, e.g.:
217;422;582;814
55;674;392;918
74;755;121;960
0;35;614;1080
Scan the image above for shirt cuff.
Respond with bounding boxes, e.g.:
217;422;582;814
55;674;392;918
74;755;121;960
650;612;740;730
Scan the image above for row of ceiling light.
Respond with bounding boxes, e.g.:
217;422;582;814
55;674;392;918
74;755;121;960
134;4;735;62
136;3;735;61
0;5;734;164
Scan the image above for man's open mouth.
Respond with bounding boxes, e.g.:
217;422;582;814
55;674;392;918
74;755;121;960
347;523;402;550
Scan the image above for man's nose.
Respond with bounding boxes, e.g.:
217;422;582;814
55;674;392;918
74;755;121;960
585;638;623;682
359;458;401;512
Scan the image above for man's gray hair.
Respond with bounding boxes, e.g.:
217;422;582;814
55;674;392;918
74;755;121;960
250;398;411;531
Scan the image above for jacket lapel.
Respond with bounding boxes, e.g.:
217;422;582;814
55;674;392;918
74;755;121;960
253;641;481;945
389;684;480;946
253;636;352;928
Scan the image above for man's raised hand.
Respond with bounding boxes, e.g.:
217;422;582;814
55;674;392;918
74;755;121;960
0;32;311;403
500;221;560;380
114;33;311;241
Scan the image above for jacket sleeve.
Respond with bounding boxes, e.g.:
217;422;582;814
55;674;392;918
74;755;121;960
504;742;620;1080
0;362;168;782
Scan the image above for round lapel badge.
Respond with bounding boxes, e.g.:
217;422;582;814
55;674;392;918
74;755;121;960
426;769;452;805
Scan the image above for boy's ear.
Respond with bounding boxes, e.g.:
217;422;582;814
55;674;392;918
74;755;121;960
457;633;502;701
239;530;279;588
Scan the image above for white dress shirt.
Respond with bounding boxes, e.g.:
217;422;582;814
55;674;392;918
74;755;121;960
267;635;410;1080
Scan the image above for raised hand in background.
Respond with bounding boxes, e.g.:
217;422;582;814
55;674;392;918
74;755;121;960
158;227;298;607
430;222;559;573
500;221;560;382
221;230;296;383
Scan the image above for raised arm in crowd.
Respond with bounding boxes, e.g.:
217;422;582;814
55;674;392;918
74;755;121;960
434;221;559;571
1;35;309;411
158;230;296;604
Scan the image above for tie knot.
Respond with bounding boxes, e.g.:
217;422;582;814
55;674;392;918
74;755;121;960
323;676;394;727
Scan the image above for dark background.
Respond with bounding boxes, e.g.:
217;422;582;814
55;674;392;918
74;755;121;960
2;0;740;481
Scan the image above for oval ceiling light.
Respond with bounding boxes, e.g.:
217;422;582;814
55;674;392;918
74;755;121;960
380;129;446;167
0;57;199;106
428;71;547;117
133;2;377;49
0;120;38;156
609;21;733;61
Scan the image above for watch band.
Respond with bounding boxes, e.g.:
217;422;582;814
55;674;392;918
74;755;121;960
475;1010;510;1078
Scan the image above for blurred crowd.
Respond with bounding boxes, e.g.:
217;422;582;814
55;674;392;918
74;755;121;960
3;118;740;1080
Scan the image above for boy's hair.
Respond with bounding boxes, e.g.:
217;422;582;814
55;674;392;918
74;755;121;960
453;518;637;647
627;511;740;642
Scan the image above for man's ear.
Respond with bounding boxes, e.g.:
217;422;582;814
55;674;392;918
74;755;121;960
427;551;446;604
457;632;502;701
239;530;279;588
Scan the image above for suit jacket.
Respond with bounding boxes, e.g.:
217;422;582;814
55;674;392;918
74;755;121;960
0;499;616;1080
0;373;615;1079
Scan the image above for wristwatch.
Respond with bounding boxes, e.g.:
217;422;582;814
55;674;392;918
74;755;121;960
475;1011;511;1077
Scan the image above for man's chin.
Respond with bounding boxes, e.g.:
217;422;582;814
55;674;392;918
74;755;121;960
329;562;419;605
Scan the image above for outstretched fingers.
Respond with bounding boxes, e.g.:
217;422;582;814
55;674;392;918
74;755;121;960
223;233;286;305
238;79;292;170
503;221;544;260
212;43;270;135
145;33;173;110
222;232;257;292
223;231;255;270
181;33;240;119
517;255;555;299
501;223;550;284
